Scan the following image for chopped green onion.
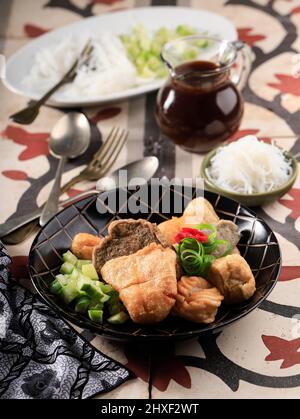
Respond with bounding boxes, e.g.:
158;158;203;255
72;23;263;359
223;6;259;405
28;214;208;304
195;223;217;241
119;24;208;80
177;232;232;278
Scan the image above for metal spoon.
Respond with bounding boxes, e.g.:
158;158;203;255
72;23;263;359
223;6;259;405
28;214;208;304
0;156;159;241
39;112;91;226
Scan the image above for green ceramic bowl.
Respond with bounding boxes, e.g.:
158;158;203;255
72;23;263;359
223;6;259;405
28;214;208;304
201;146;298;207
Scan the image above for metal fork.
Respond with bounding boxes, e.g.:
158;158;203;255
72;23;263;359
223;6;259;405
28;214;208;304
59;126;128;194
10;41;93;125
0;127;128;242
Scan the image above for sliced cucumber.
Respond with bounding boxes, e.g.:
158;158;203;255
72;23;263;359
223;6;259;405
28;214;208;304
62;250;77;265
69;267;80;281
81;283;111;303
98;294;110;303
88;301;104;310
88;309;103;323
81;263;99;280
61;281;79;304
60;261;74;275
50;247;123;324
75;296;91;313
50;274;68;295
54;274;68;286
107;311;129;324
76;259;92;269
98;283;115;294
50;279;64;295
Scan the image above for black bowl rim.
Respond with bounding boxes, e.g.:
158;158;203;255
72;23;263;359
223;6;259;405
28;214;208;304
29;190;281;342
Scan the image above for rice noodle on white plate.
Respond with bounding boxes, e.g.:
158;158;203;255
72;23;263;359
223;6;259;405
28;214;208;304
23;33;137;98
205;136;293;194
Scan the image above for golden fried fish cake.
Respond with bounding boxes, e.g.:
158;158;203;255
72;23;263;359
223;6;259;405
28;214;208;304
172;276;224;324
157;217;184;246
158;198;219;245
208;254;256;305
101;243;177;324
71;233;102;260
183;197;219;226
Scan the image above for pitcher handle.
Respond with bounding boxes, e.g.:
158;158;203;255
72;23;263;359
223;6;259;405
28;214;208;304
231;41;252;91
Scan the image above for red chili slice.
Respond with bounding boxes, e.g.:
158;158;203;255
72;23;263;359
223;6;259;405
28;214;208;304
175;228;208;244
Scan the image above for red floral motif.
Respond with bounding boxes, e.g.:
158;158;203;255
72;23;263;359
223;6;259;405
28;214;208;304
10;256;30;281
228;129;271;143
268;74;300;96
279;266;300;282
291;6;300;14
24;24;49;38
1;125;49;160
2;170;28;181
279;188;300;219
124;344;191;391
237;27;266;46
262;335;300;369
90;107;121;124
66;188;84;198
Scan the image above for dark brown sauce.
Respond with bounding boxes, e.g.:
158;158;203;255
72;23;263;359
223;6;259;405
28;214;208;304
156;60;243;153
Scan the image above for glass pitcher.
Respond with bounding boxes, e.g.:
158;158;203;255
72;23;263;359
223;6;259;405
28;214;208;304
155;36;252;153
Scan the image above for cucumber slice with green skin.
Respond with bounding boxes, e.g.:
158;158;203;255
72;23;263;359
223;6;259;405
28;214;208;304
50;274;69;295
75;296;91;313
54;274;68;286
99;294;110;303
62;250;77;265
77;273;92;286
81;284;111;303
107;311;129;324
61;282;79;304
88;301;104;311
80;282;109;302
76;259;92;269
98;283;115;294
81;264;99;280
60;261;74;275
50;279;64;295
88;309;103;323
69;267;80;281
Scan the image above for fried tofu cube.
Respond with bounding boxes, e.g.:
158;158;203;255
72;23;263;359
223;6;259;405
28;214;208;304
71;233;102;260
208;254;256;305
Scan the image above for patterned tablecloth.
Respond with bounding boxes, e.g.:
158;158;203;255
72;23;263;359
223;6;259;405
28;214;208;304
1;0;300;399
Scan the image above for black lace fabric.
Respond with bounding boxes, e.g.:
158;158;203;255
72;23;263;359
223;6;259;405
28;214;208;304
0;242;131;399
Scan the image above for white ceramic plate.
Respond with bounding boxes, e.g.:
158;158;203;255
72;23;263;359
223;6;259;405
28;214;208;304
4;7;237;107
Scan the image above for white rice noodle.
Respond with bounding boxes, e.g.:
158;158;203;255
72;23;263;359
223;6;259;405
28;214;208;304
23;33;137;98
205;136;293;194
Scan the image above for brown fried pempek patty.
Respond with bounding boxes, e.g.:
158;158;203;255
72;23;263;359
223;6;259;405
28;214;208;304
93;219;169;274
